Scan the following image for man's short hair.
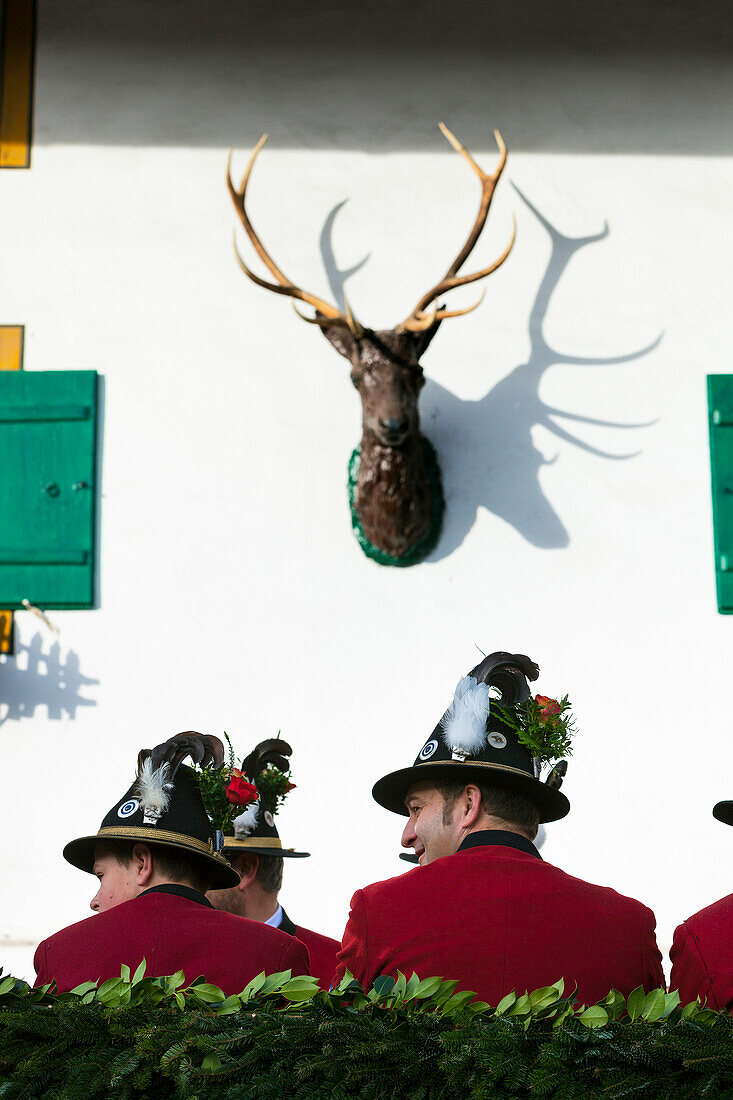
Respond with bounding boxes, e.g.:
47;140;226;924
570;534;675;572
438;780;540;838
99;840;213;894
255;854;284;895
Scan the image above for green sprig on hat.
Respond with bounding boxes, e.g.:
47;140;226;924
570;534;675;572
191;733;298;839
256;763;296;814
192;733;259;834
499;694;576;764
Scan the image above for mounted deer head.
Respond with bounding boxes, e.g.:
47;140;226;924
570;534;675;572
227;125;514;565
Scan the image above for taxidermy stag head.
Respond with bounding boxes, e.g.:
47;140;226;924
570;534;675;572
227;125;514;565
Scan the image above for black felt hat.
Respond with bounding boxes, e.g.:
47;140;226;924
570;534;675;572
372;651;571;824
713;801;733;826
221;738;309;859
63;733;240;889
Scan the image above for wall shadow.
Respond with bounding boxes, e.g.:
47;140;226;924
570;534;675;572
36;0;733;154
0;633;99;725
320;201;370;312
422;188;661;556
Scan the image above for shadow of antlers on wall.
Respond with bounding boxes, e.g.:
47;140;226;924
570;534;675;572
0;633;98;724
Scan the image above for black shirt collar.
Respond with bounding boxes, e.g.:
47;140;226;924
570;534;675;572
138;884;213;908
278;906;297;937
457;829;542;860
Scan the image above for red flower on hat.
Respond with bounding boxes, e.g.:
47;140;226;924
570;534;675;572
535;695;561;721
285;781;297;792
225;770;259;807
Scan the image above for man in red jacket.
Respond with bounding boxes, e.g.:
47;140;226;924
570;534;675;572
670;799;733;1009
35;733;309;993
335;651;664;1004
206;738;339;988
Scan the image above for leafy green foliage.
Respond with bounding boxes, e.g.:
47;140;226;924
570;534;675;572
192;731;296;833
499;695;575;764
0;966;731;1098
192;733;247;834
255;762;295;815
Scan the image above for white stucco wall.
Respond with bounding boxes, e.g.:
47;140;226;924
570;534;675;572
1;0;732;983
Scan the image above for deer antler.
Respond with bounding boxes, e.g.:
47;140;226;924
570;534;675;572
228;137;361;337
398;125;515;334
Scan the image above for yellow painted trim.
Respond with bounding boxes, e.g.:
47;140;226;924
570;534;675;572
0;324;23;652
0;611;13;655
0;0;36;169
0;325;24;371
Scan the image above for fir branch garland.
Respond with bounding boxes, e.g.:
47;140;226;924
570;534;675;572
1;967;732;1098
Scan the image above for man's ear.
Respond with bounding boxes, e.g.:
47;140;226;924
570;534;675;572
236;853;260;891
132;843;155;887
462;785;484;828
321;323;356;361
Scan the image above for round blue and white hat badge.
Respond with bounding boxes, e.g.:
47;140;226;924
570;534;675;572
419;739;439;761
117;798;140;819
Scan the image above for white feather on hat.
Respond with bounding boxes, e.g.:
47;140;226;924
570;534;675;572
135;759;174;824
233;801;260;839
440;675;491;758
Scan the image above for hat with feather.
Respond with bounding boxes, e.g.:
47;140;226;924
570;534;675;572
712;801;733;828
372;651;573;824
196;737;309;859
63;732;240;889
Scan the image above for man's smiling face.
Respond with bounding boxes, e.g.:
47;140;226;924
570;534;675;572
401;781;460;866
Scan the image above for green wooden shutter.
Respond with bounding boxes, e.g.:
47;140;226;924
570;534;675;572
0;370;99;608
707;375;733;614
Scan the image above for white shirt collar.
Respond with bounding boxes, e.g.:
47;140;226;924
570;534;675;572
264;903;283;928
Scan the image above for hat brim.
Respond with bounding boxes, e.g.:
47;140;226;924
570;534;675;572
64;827;240;890
372;760;570;824
713;801;733;826
222;838;310;858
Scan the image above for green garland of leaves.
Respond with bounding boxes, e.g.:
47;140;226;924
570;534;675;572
1;965;732;1098
499;695;575;764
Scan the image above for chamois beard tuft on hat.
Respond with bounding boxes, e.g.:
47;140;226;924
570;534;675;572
233;801;260;839
135;731;226;825
440;675;491;756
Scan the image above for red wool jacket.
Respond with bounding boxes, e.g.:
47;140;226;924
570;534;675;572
334;833;664;1004
277;908;339;990
34;885;310;993
670;893;733;1009
293;925;339;991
